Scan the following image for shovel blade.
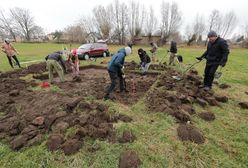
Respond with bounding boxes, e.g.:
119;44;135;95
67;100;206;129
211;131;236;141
172;75;182;81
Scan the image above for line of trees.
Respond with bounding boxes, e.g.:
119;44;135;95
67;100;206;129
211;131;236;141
1;0;245;45
0;7;44;42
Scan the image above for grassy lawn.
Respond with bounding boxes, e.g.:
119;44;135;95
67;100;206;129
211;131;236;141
0;43;248;168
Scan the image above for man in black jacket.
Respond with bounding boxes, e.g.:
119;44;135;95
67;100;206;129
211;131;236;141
196;31;230;90
138;48;151;75
169;41;177;65
45;51;66;83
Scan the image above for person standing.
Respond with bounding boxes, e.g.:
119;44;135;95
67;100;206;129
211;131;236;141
150;42;158;62
169;41;178;65
138;48;151;75
104;47;132;100
1;38;21;68
45;51;66;83
196;31;230;91
68;49;80;77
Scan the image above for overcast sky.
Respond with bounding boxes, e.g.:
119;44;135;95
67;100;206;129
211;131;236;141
1;0;247;35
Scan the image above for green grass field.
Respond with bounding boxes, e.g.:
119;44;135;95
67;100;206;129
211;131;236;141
0;43;248;168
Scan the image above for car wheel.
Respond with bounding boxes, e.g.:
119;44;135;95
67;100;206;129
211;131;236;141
84;54;89;60
103;51;107;57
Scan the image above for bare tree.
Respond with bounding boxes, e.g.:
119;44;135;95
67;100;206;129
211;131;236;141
93;5;113;39
219;11;238;38
110;0;128;44
0;9;17;41
127;1;146;41
64;25;86;43
208;9;222;33
160;1;182;44
9;7;37;41
193;15;206;44
144;6;158;38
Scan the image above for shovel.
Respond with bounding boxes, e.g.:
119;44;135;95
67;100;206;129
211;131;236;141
172;60;202;81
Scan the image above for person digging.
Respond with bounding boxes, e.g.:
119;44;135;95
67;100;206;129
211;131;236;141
168;41;178;66
138;48;151;76
104;47;132;100
1;38;21;69
45;51;66;84
68;49;80;77
196;31;229;91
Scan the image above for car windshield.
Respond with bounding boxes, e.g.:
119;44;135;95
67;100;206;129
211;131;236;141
79;44;92;49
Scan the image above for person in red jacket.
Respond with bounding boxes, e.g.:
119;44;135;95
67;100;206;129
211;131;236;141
68;49;80;76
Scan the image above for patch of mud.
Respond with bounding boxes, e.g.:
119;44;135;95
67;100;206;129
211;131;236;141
239;102;248;109
118;130;136;143
119;150;142;168
177;124;205;144
219;83;231;89
198;112;216;121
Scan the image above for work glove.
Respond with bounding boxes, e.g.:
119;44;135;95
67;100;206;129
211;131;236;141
196;56;203;61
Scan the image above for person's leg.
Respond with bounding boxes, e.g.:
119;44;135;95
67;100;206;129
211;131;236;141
105;72;118;99
203;64;211;87
47;60;54;83
118;71;124;91
75;63;79;76
169;53;175;65
12;55;21;68
144;63;151;73
6;56;14;68
207;64;219;88
54;61;64;82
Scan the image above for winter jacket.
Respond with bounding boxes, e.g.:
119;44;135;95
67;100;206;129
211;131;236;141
170;41;177;53
108;48;126;73
201;37;229;65
138;50;151;65
45;52;66;71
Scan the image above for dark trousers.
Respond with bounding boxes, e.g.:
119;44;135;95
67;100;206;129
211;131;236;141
7;55;21;68
105;71;124;97
204;64;219;88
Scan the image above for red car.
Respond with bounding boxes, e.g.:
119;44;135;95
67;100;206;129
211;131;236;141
77;43;110;60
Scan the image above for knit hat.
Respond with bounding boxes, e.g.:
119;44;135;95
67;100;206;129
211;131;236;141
208;31;217;37
125;47;132;56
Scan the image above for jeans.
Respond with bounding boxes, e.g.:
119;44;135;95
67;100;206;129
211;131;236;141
105;70;124;97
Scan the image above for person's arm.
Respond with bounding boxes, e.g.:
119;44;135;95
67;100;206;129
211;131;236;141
114;54;124;69
1;45;6;53
220;40;230;66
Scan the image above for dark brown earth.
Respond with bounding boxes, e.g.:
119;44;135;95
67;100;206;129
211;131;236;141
239;102;248;109
119;150;142;168
118;130;136;143
0;61;230;154
177;124;205;144
198;112;216;121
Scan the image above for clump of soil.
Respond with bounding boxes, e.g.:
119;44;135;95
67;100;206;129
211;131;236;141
62;138;83;155
198;112;216;121
119;150;142;168
219;83;231;89
118;130;136;143
215;96;229;103
177;124;205;144
239;102;248;109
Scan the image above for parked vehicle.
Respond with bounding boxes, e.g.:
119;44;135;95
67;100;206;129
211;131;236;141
77;43;110;60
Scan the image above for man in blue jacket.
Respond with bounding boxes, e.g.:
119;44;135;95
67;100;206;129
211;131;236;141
196;31;229;91
104;47;132;100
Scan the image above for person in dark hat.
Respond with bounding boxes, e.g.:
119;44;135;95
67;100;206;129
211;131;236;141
196;31;230;91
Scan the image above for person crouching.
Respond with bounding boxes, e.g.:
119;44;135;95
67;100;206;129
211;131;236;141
45;51;66;84
68;49;80;77
138;48;151;75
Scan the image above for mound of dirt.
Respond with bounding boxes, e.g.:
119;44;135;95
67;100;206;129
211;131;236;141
62;138;83;155
118;130;136;143
198;112;215;121
245;91;248;95
177;124;205;144
215;96;229;103
119;150;142;168
219;83;231;89
239;102;248;109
